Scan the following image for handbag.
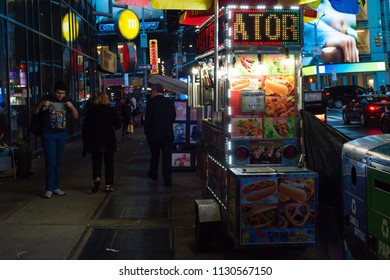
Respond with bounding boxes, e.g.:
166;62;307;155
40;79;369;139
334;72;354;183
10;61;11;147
127;124;134;133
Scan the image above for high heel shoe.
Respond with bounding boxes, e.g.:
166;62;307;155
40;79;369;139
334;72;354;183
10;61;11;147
91;177;101;193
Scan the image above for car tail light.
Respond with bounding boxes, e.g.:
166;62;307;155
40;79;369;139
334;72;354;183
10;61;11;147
368;105;381;111
325;92;330;96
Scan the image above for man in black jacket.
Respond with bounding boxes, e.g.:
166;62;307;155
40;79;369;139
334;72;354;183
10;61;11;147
144;83;176;187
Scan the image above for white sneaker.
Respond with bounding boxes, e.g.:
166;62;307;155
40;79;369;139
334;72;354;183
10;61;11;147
53;189;65;196
44;191;52;198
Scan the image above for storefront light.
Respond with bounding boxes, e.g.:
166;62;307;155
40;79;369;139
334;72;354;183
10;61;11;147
191;67;199;75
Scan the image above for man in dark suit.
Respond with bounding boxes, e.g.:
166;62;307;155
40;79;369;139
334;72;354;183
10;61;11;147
144;83;176;187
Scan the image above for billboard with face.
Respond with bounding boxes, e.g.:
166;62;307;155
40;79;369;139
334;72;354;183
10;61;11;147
302;0;360;66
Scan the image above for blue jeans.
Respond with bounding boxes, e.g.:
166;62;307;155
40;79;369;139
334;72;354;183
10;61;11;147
42;131;66;191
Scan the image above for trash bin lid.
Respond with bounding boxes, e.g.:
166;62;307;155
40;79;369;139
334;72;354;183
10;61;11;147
342;134;390;161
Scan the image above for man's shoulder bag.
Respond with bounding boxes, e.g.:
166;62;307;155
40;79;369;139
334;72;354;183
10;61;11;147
30;111;44;136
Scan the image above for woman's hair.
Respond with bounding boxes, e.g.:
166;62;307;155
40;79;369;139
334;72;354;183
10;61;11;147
94;93;110;105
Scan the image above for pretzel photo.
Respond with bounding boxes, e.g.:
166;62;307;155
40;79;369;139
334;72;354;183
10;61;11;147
284;203;310;228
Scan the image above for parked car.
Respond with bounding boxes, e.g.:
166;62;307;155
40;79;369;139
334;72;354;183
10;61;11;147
342;95;390;127
323;85;366;109
380;106;390;133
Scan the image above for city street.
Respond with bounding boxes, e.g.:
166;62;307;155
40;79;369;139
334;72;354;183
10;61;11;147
326;108;382;139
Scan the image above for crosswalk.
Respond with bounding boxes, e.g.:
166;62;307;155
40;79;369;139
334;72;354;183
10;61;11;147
327;115;343;121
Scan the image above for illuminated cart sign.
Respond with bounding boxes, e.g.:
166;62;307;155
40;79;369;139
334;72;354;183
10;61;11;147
196;12;225;55
230;9;302;46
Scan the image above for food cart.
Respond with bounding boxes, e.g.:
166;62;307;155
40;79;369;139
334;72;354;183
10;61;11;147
193;5;319;248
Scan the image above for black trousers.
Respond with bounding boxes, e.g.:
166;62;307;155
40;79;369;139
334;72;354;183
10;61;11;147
149;140;172;184
92;151;114;185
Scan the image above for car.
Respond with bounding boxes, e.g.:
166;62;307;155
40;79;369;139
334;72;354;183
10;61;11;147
380;106;390;133
342;95;390;127
323;85;366;109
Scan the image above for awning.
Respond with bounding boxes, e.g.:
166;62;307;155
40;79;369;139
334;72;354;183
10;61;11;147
148;75;188;94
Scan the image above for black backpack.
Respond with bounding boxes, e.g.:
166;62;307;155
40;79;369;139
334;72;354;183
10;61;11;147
30;112;44;136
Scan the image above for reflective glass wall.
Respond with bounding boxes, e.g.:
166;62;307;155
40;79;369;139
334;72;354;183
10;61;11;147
0;0;97;152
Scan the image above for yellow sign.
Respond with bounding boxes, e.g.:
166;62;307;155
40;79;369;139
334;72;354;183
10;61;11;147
116;10;140;40
62;12;79;42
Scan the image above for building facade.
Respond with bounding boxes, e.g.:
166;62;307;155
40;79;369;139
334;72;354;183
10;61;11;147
0;0;98;152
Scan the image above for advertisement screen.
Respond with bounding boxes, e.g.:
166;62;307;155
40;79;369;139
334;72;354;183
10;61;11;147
302;0;359;66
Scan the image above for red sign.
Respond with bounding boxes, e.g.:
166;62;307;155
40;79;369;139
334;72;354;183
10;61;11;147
121;43;137;73
149;39;159;74
196;12;224;55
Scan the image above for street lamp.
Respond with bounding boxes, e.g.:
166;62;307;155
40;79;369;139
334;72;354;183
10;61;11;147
175;26;195;79
307;13;326;90
191;67;199;105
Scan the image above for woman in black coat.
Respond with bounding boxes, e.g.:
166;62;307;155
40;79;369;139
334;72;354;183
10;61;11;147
82;93;121;193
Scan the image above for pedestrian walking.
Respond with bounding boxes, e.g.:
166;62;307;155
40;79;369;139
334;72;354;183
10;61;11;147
32;80;78;198
82;92;121;193
144;83;176;187
121;98;133;141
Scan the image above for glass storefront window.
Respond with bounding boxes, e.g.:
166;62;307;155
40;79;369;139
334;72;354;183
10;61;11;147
52;1;62;43
26;0;39;30
0;18;8;139
8;23;28;141
1;0;97;150
39;0;52;37
27;30;42;149
40;36;53;96
0;0;5;15
8;0;26;25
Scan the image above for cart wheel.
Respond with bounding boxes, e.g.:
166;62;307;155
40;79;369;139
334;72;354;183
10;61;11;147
195;199;221;251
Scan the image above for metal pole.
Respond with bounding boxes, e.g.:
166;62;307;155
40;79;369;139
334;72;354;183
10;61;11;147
142;8;147;99
315;23;321;90
311;13;325;90
214;0;219;111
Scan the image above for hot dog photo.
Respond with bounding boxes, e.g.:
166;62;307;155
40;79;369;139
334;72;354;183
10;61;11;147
241;178;278;203
263;75;295;96
230;78;258;91
278;178;315;203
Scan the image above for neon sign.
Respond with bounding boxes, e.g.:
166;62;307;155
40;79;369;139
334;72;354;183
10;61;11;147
149;39;159;74
231;9;301;46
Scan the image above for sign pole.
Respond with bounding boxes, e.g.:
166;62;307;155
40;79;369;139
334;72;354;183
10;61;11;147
142;8;148;99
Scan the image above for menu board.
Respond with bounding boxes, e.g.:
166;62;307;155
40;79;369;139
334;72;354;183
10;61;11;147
239;173;317;245
229;53;298;166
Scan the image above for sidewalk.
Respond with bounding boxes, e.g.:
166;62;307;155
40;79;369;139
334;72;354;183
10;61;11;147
0;126;342;260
